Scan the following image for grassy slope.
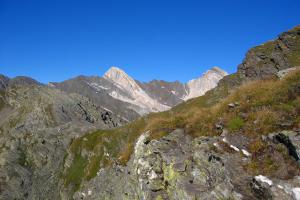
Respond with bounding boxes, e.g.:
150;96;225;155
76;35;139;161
64;70;300;192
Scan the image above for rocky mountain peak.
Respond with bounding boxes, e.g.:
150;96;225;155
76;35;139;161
183;66;228;100
209;66;228;76
104;66;129;80
103;66;170;114
104;66;126;78
103;66;141;91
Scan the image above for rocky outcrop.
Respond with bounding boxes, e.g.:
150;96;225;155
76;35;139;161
74;129;300;200
237;25;300;80
200;26;300;108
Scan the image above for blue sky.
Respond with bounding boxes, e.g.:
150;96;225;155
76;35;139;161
0;0;299;83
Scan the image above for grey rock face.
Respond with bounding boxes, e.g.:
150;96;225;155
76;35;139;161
74;129;300;200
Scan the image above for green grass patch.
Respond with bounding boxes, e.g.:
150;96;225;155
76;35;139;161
64;154;88;192
227;117;244;131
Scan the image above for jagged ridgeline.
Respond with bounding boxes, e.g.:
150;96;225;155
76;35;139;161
0;25;299;200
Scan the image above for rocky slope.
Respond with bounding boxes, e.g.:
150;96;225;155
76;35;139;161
0;77;125;200
50;75;141;121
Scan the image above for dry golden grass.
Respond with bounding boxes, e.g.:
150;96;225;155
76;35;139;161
117;143;134;166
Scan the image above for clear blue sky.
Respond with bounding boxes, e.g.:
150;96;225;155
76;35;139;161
0;0;299;83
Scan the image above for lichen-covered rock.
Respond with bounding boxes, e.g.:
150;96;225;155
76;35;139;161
74;128;300;200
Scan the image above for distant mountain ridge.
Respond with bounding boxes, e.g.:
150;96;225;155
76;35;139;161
52;66;227;118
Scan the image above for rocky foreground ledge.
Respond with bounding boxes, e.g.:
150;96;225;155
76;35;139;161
74;129;300;200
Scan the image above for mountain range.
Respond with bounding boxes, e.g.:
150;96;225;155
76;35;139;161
50;66;227;119
0;25;299;200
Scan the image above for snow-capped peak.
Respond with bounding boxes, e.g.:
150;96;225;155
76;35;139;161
183;66;228;100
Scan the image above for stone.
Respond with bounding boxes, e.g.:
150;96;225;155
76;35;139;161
292;188;300;200
228;103;235;108
273;132;299;161
277;67;300;79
